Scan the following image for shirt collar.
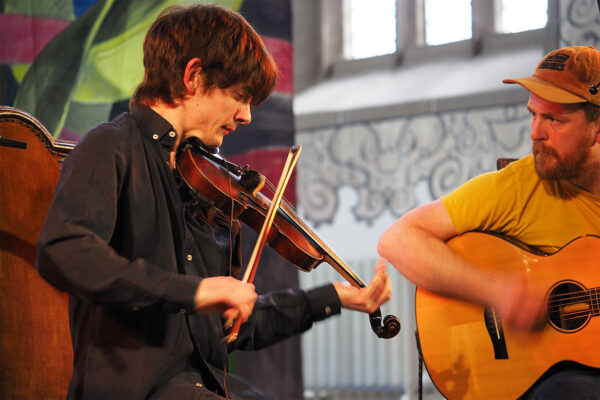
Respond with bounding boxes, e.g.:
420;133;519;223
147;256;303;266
130;103;178;147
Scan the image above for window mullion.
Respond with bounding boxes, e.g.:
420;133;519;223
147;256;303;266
396;0;423;50
472;0;496;53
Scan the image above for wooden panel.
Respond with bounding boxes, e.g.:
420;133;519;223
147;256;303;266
0;107;74;399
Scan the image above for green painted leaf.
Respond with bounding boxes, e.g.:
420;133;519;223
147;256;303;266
74;0;171;103
13;0;166;137
72;0;245;103
13;0;113;137
13;0;244;137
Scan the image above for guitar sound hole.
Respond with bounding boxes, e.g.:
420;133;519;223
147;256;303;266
547;280;590;333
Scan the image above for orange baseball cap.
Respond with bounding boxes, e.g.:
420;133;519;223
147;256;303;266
503;46;600;106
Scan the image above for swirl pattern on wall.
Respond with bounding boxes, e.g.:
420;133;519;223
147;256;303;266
560;0;600;46
296;104;532;226
296;0;600;227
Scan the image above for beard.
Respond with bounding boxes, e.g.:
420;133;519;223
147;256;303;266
533;141;591;181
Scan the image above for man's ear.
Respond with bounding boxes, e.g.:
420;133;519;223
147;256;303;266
593;115;600;144
183;58;202;94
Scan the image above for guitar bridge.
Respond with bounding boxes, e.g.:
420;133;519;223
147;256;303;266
484;306;508;359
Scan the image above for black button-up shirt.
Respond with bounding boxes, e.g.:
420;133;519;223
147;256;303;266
36;104;341;399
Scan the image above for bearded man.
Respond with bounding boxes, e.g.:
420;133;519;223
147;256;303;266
378;46;600;399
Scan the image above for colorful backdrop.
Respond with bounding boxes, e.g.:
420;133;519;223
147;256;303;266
1;0;300;398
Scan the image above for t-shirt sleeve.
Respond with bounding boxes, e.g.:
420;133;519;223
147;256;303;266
441;165;522;235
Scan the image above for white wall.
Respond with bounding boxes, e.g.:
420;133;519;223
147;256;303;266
294;0;600;398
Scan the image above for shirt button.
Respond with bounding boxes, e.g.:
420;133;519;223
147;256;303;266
152;133;159;140
131;306;140;311
169;131;176;138
325;306;331;315
195;383;203;387
186;254;193;261
180;309;186;314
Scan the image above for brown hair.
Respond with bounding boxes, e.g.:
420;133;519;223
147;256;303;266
582;101;600;122
131;4;277;107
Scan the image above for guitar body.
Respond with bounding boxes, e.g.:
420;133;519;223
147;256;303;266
416;232;600;400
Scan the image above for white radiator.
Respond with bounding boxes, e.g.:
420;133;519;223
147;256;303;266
299;258;423;400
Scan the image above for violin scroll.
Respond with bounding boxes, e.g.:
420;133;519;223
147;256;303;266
369;309;401;339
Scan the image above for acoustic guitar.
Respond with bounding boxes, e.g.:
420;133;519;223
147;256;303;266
415;231;600;400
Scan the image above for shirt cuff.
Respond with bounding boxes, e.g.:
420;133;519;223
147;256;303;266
305;283;341;322
164;274;202;313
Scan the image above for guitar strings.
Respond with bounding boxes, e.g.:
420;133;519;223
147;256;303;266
546;298;594;312
542;291;597;322
546;291;596;304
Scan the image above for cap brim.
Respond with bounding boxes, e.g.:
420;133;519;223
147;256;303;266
503;76;587;104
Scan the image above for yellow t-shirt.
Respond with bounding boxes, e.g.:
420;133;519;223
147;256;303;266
441;154;600;254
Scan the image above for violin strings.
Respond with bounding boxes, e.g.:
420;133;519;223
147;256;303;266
262;170;334;255
263;175;299;213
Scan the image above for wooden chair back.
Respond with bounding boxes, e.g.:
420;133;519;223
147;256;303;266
0;107;75;399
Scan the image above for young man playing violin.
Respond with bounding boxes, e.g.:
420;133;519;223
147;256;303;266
378;45;600;399
36;4;391;399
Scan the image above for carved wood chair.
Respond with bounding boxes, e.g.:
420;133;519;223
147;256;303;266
0;107;75;399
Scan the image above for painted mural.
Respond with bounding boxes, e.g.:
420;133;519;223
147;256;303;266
1;1;301;398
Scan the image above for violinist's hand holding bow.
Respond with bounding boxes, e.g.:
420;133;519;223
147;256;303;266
333;258;392;313
194;277;258;324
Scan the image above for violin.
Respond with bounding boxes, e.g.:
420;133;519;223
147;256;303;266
175;138;400;339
